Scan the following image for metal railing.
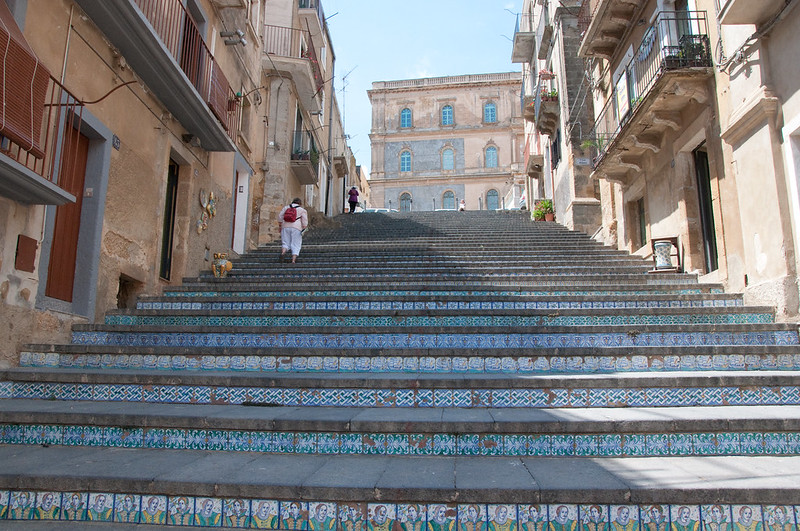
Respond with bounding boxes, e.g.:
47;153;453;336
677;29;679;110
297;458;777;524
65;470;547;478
514;11;536;34
534;75;558;125
298;0;325;23
133;0;238;135
578;0;601;36
590;11;711;165
263;24;325;95
1;74;84;186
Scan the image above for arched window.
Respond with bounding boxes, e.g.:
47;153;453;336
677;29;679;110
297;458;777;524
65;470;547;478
400;108;412;128
400;150;412;172
443;190;456;210
487;189;499;210
441;105;454;126
484;102;497;123
400;192;412;212
485;146;498;168
442;148;454;170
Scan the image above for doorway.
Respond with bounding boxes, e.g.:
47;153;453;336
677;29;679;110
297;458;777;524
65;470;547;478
159;160;180;281
45;123;89;302
694;146;718;272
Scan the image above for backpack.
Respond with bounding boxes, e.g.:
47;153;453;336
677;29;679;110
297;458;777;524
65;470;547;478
283;205;298;223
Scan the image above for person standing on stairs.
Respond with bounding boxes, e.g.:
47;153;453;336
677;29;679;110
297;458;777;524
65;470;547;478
348;186;360;213
278;197;309;264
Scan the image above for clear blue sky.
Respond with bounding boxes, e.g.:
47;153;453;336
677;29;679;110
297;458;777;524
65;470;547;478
322;0;522;176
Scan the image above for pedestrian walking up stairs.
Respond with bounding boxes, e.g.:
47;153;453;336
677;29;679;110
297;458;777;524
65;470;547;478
2;210;800;529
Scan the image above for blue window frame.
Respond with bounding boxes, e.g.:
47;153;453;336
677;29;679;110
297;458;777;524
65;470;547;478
487;189;499;210
484;102;497;123
442;148;454;170
441;105;454;126
400;150;412;172
443;190;455;210
485;146;498;168
400;108;412;128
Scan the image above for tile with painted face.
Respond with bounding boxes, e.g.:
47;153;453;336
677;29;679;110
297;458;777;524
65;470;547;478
580;505;608;531
222;498;250;528
367;504;397;531
427;504;457;531
702;505;732;530
87;493;114;522
35;491;61;520
195;497;222;526
488;504;518;531
140;495;167;525
640;505;668;531
459;504;487;531
308;502;337;531
168;495;195;526
281;501;309;530
670;506;701;531
61;491;87;521
397;504;427;531
8;491;36;520
339;503;367;531
609;506;639;531
251;500;279;529
762;506;795;531
548;505;579;531
114;493;141;524
519;504;547;531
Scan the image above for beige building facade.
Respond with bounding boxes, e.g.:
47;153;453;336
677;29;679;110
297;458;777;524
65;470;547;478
0;0;355;363
512;0;602;235
569;0;800;319
368;73;525;212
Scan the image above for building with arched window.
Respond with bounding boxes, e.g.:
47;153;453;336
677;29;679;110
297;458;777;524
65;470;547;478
368;73;525;211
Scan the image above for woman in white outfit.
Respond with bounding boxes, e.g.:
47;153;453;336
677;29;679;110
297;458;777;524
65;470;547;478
278;197;309;263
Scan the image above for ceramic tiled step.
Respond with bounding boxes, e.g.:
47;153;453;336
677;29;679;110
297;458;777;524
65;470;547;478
102;306;776;328
136;293;745;311
16;344;800;377
2;400;800;458
160;285;726;300
66;323;800;353
180;275;702;290
2;445;800;506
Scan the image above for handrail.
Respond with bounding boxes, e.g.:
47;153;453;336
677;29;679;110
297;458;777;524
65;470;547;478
590;11;711;166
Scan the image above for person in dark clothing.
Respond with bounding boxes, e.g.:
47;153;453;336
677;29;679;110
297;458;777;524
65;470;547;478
348;187;359;213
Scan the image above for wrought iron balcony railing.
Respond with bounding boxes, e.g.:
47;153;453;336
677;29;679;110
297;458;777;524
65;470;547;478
0;73;84;204
590;11;712;166
263;24;325;96
133;0;238;135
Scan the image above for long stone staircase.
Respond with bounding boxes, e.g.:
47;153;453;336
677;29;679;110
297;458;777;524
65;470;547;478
1;211;800;528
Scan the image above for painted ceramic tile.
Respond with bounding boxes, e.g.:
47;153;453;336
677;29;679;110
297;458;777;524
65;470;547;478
701;505;732;531
194;497;222;526
519;505;547;531
35;491;61;520
61;492;87;520
459;504;487;531
222;498;250;528
397;504;427;531
608;506;639;531
339;503;367;531
309;502;338;531
640;505;669;531
427;504;457;531
0;490;7;520
251;500;279;529
579;505;608;531
8;491;36;520
168;496;196;526
671;506;701;531
487;504;517;531
367;503;397;531
548;505;579;531
281;501;309;530
731;506;762;531
86;493;114;522
140;495;167;525
762;505;795;531
114;493;141;524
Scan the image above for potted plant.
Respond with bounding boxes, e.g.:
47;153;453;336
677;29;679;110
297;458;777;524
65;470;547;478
533;199;555;221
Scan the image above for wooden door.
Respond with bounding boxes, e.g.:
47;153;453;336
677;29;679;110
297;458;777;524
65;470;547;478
45;125;89;302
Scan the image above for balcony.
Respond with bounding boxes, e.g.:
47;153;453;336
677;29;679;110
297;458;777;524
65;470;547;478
578;0;641;59
511;12;536;63
589;12;713;183
263;24;324;113
534;78;560;137
75;0;238;152
0;75;82;205
290;130;319;185
718;0;786;25
536;4;554;60
298;0;326;43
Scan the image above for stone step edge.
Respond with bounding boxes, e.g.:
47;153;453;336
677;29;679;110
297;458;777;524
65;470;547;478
1;447;799;504
6;367;800;388
2;400;798;434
